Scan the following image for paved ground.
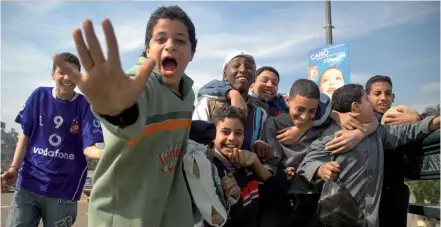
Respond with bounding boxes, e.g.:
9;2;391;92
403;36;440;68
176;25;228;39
1;191;89;227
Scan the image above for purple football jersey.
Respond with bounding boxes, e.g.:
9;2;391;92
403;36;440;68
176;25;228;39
15;87;104;200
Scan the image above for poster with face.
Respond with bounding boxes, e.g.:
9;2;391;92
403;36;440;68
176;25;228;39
308;41;350;99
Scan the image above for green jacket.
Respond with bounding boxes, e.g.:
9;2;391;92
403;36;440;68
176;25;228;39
89;57;195;227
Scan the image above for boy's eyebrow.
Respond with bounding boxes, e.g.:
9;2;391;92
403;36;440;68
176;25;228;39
155;31;188;38
176;32;187;37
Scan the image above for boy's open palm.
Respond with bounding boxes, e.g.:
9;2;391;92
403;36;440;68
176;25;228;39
54;19;156;116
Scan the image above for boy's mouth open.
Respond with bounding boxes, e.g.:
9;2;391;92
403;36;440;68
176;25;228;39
60;80;74;89
161;56;178;77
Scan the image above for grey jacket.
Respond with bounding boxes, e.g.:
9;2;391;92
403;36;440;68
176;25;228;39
297;116;436;227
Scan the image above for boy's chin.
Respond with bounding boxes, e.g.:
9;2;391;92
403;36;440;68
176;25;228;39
56;86;75;93
293;119;310;127
161;71;182;84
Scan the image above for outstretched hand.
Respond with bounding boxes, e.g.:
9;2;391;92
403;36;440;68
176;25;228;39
383;107;421;125
54;19;156;116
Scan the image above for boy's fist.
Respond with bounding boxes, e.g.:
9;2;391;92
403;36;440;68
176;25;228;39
284;167;295;180
221;173;241;200
252;140;270;160
317;161;340;181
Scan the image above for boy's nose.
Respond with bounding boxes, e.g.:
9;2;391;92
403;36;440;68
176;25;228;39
265;81;274;87
164;46;176;52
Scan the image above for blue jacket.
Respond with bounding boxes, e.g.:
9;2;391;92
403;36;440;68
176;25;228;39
197;79;332;127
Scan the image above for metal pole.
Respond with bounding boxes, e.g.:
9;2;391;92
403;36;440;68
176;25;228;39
324;0;334;45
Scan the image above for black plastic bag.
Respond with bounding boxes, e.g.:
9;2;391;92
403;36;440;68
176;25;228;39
317;177;368;227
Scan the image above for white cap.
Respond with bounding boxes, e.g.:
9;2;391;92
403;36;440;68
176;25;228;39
222;51;255;73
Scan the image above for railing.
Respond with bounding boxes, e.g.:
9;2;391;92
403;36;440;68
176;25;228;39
403;130;440;223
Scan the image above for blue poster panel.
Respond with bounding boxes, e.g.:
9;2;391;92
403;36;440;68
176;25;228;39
308;41;350;99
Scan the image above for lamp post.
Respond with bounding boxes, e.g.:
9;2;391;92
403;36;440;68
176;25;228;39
324;0;334;45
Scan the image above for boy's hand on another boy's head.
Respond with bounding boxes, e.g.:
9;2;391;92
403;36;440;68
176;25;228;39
383;107;421;125
228;90;248;119
317;162;340;181
54;19;156;116
221;173;241;200
228;148;257;167
331;111;366;131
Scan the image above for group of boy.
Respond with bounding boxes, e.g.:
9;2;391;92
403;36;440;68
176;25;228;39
1;4;439;227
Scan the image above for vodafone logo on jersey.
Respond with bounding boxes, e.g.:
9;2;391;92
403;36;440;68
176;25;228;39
33;147;75;160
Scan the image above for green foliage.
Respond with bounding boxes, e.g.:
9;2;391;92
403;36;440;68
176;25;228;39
424;104;440;116
407;180;440;205
407;105;440;207
1;123;18;171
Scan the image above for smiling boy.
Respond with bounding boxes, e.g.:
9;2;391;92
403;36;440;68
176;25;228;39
210;105;272;227
2;52;104;227
54;5;199;227
260;79;376;227
193;51;267;152
197;64;333;146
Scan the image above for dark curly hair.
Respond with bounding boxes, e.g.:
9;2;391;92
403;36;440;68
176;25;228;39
212;105;245;126
53;52;80;71
332;84;365;113
144;5;197;53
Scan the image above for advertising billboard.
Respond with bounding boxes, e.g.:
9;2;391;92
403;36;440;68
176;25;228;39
308;41;350;99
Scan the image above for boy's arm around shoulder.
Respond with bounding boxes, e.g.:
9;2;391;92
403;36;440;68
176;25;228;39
197;79;232;101
91;62;158;141
380;115;440;150
297;129;335;183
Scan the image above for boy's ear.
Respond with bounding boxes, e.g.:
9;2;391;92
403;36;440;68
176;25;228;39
392;93;395;103
222;71;227;81
145;46;149;57
351;102;361;113
284;94;290;105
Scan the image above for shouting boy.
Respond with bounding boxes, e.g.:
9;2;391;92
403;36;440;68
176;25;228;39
297;84;440;227
54;5;198;227
2;52;104;227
